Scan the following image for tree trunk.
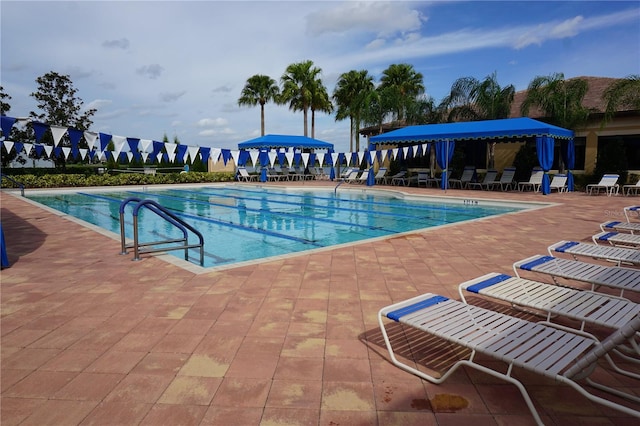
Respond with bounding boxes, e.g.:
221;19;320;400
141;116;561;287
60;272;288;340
311;109;315;139
260;104;265;136
303;108;308;137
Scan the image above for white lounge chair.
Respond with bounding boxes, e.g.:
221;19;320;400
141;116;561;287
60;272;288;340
601;220;640;235
549;174;568;193
374;168;387;184
237;167;258;182
593;231;640;248
467;169;498;190
549;240;640;267
514;254;640;297
379;293;640;424
449;166;475;189
518;168;543;192
342;170;360;183
495;167;516;191
416;172;430;187
354;169;370;184
458;272;640;359
623;179;640;196
587;174;620;196
389;171;407;186
624;206;640;222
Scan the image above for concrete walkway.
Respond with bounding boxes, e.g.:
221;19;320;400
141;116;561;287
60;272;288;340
1;184;639;425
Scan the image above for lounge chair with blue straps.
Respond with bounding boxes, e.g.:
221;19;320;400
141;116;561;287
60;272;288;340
513;254;640;297
379;293;640;424
459;272;640;360
549;240;640;267
601;220;640;235
593;231;640;248
623;180;640;196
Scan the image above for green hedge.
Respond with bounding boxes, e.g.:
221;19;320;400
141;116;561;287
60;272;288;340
1;171;236;189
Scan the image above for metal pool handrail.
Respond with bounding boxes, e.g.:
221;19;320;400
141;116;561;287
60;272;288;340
119;197;204;265
1;174;25;196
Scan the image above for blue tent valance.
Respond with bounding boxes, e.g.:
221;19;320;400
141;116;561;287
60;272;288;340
369;117;573;145
238;134;334;150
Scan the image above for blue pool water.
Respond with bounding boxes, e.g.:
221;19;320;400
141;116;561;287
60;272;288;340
27;185;529;269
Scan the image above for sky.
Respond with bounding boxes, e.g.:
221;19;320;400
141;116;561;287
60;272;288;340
1;0;639;154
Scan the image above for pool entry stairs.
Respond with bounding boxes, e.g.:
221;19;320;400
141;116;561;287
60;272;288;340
119;197;204;266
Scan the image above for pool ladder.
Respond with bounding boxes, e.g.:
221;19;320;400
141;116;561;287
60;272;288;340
119;197;204;266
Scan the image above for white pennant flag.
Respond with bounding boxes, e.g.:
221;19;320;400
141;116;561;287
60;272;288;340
301;152;310;168
210;148;221;165
187;146;200;162
392;148;399;160
141;152;149;163
285;152;294;167
402;146;410;159
368;151;376;165
165;142;177;156
317;153;324;167
268;151;277;167
127;152;134;162
23;142;33;155
111;136;126;159
3;141;14;153
43;145;53;158
61;147;71;160
249;150;260;166
84;131;98;149
78;148;87;160
50;125;67;147
422;143;429;156
139;139;153;153
357;151;365;166
331;152;339;166
156;152;164;163
229;149;240;166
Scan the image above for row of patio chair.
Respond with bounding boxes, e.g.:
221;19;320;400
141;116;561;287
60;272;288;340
378;205;640;423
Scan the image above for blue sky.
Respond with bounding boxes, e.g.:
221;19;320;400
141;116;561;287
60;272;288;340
2;1;639;153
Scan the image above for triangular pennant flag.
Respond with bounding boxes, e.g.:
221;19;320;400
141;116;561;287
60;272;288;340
34;144;45;157
392;148;399;160
50;125;67;147
176;144;188;163
317;153;324;167
126;137;140;153
208;147;219;165
14;142;23;154
67;128;83;150
165;142;177;159
61;146;71;160
32;122;49;143
78;148;88;160
84;131;98;149
23;143;33;156
126;152;134;162
3;141;14;153
141;152;149;163
139;139;153;153
43;144;53;158
156;152;164;163
357;151;365;166
221;149;231;165
249;150;260;166
285;152;294;167
111;136;126;159
99;132;112;151
331;152;339;166
402;146;409;159
368;151;375;165
300;152;310;168
266;151;276;167
187;146;200;163
0;116;17;139
229;149;240;166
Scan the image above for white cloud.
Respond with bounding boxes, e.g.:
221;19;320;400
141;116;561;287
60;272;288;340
197;118;228;127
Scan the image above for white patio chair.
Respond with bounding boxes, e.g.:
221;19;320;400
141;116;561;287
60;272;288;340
623;179;640;196
379;293;640;425
467;169;498;190
449;166;475;189
587;174;620;196
549;240;640;267
549;174;568;192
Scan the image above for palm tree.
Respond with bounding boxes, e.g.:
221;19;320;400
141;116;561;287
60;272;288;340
520;72;590;130
441;72;515;122
379;63;425;122
602;74;640;123
309;79;333;139
279;60;321;137
237;74;280;136
442;72;515;167
333;70;374;151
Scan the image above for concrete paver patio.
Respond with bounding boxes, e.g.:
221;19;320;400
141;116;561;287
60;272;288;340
1;183;639;425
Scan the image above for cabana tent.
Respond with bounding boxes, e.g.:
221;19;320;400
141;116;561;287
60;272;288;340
238;134;334;150
369;117;575;194
238;134;335;182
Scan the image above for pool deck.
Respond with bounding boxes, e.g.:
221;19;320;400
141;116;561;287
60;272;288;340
1;183;639;425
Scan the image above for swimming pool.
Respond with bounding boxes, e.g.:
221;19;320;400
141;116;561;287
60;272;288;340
26;184;540;270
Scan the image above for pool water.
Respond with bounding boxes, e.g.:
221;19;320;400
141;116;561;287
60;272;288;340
27;185;526;269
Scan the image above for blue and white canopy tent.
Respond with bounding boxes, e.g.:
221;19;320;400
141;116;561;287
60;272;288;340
369;117;575;194
238;134;335;182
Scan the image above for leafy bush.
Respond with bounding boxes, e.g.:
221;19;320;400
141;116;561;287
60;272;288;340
1;171;235;189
